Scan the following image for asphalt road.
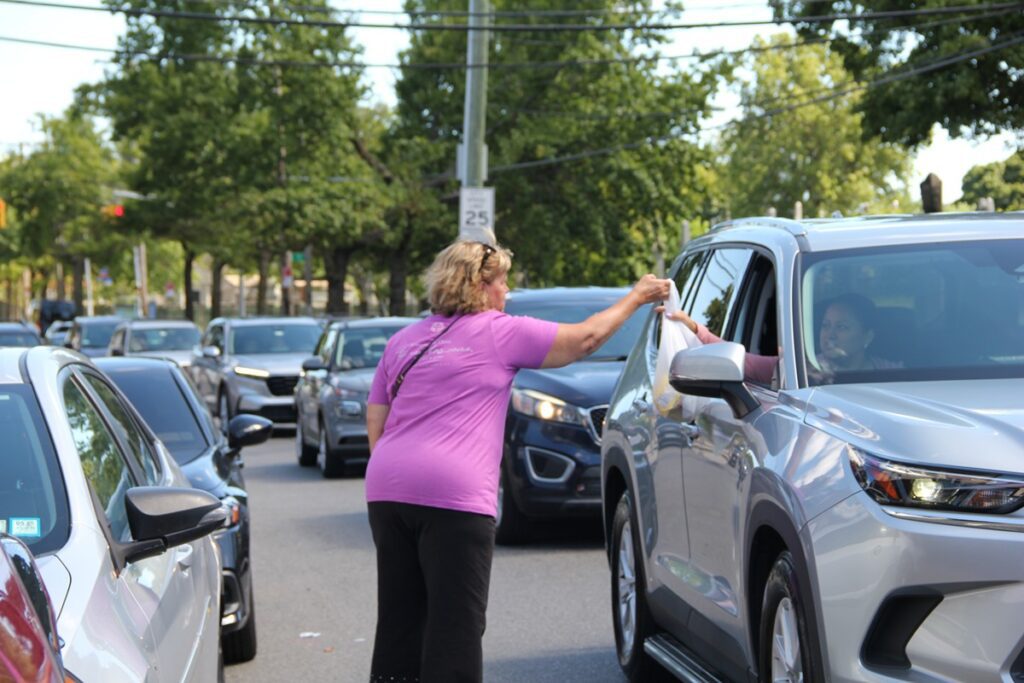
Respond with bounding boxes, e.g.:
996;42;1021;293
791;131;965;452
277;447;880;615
224;434;627;683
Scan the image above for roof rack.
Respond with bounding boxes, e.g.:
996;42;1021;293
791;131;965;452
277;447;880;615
710;216;807;236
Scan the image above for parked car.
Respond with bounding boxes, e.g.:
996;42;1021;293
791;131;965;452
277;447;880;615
495;288;647;544
295;316;418;477
64;315;123;357
0;345;227;681
107;319;201;368
0;320;43;347
190;316;322;430
0;533;70;683
43;320;73;346
602;214;1024;682
96;356;272;663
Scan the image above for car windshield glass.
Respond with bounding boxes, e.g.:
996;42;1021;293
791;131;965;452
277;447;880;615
0;332;39;347
229;324;321;355
800;239;1024;386
0;385;70;555
504;297;646;360
128;327;200;352
103;366;210;464
80;322;120;348
334;325;408;370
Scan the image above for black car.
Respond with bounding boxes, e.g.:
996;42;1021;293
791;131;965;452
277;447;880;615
95;356;272;664
497;287;647;544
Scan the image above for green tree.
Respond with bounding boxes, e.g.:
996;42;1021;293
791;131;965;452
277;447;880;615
961;150;1024;210
720;36;911;218
779;0;1024;146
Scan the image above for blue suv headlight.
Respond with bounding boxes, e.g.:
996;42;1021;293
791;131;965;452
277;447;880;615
848;446;1024;513
511;388;587;427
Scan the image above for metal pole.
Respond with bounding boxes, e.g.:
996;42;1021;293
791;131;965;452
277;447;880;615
303;245;313;316
239;269;247;317
461;0;490;189
84;257;95;316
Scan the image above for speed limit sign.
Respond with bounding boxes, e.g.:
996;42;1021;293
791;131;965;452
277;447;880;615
459;187;495;243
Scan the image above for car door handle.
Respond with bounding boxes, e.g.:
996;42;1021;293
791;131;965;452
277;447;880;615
176;544;195;571
680;422;701;441
632;398;651;413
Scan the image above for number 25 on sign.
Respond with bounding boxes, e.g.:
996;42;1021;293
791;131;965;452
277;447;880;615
459;187;495;242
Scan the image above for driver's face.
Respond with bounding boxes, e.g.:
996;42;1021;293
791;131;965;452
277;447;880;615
819;303;872;366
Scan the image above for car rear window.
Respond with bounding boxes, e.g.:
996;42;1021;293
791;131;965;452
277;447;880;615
103;366;210;465
504;298;645;360
0;385;69;555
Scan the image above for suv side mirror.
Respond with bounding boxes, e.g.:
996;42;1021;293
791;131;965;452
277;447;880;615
228;414;273;450
669;342;760;419
301;357;327;372
121;487;227;564
201;345;221;359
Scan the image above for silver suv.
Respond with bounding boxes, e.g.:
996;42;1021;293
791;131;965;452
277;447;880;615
602;214;1024;682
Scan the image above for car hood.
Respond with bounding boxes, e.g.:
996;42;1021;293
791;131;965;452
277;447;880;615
328;367;377;393
231;353;308;375
804;379;1024;473
178;447;228;496
131;349;193;366
513;360;625;408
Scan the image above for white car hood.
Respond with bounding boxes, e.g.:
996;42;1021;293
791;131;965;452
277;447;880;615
804;379;1024;473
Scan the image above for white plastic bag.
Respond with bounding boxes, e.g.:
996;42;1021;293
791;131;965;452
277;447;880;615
653;281;703;415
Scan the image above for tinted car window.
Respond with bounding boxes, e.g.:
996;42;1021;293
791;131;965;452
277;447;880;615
105;366;210;465
0;386;69;555
205;325;224;351
0;332;41;347
801;239;1024;385
229;324;321;355
504;299;645;360
334;326;406;369
687;248;754;337
80;322;120;349
63;378;135;543
79;373;161;485
128;327;200;352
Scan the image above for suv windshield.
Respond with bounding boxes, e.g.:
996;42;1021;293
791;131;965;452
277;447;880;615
129;327;200;352
81;321;120;348
0;385;70;554
229;323;321;355
504;297;645;360
335;326;407;370
800;239;1024;385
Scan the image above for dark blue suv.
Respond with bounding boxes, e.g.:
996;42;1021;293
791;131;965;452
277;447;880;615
497;287;647;544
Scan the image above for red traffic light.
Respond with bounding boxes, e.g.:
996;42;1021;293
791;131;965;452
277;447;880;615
102;204;125;218
113;204;124;217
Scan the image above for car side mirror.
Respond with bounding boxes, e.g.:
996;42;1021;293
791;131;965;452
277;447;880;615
228;414;273;450
301;357;327;372
121;487;227;564
201;345;221;359
0;534;60;653
669;342;760;419
110;347;124;357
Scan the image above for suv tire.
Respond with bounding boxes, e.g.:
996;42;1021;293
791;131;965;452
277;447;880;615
318;421;345;478
495;463;530;545
295;420;317;467
222;594;257;663
758;551;819;683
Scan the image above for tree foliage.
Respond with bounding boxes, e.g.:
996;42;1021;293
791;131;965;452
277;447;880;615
962;149;1024;210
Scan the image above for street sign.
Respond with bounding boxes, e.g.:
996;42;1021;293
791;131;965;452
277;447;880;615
459;186;496;243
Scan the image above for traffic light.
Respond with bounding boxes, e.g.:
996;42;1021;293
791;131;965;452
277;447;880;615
102;204;125;218
0;198;7;229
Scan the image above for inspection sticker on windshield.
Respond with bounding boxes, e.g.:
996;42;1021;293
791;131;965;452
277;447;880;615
10;518;41;537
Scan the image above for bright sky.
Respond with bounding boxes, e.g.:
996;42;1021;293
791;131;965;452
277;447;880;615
0;0;1017;202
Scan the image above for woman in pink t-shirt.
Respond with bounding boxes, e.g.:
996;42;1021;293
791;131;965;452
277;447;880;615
364;240;670;683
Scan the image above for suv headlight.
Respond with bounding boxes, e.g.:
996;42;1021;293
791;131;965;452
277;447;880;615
511;388;587;427
848;446;1024;514
234;366;270;379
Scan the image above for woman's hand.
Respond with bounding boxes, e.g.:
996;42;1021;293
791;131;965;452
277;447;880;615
632;274;672;306
654;305;699;334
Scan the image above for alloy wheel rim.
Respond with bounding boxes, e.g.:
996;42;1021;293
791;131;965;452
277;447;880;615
771;596;803;683
617;520;637;657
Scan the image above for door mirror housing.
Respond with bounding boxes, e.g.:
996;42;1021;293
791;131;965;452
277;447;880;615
121;487;227;564
301;357;327;372
201;345;221;359
110;347;124;357
227;414;273;450
669;342;760;419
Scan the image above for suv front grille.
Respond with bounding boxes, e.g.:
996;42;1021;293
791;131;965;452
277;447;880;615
587;405;608;443
266;375;299;396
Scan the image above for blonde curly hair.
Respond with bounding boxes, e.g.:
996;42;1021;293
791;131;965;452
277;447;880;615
426;240;513;315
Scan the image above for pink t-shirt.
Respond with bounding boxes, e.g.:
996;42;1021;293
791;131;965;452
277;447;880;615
366;310;558;517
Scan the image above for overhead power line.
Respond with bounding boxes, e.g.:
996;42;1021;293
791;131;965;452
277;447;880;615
0;0;1020;33
489;31;1024;174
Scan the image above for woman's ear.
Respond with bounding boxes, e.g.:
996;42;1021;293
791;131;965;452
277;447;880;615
864;329;875;348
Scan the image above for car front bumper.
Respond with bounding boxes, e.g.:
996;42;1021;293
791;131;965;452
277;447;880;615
213;522;252;633
806;491;1024;682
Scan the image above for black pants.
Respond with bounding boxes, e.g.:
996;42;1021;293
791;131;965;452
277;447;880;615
368;502;496;683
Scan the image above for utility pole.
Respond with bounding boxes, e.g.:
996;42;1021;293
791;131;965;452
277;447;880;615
458;0;495;244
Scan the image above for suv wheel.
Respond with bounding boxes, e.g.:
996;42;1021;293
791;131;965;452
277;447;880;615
495;463;530;545
318;421;345;478
611;491;668;682
222;594;257;663
758;551;817;683
295;420;317;467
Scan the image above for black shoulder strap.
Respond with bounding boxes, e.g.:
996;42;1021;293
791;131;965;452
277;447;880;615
389;316;463;401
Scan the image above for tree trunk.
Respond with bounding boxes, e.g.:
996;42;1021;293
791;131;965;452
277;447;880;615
211;259;225;318
388;215;414;316
55;262;66;300
280;252;291;317
325;246;350;315
257;250;269;315
183;245;195;321
72;258;84;312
